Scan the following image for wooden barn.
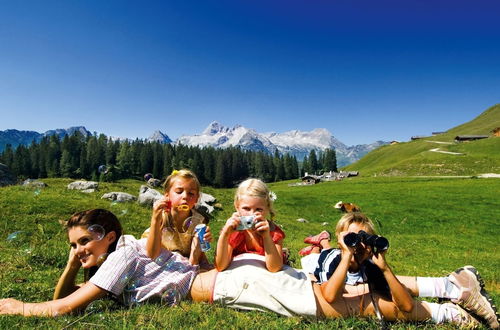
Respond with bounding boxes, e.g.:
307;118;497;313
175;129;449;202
454;135;489;142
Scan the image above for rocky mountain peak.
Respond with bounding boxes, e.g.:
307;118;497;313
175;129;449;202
148;130;172;143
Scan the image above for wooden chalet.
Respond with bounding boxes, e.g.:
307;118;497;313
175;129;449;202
454;135;489;142
301;174;321;185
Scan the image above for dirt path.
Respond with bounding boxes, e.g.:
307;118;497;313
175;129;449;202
424;140;464;155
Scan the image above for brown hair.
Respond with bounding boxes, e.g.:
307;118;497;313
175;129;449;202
335;212;376;237
66;209;123;254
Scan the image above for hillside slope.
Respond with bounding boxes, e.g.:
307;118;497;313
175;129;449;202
343;104;500;176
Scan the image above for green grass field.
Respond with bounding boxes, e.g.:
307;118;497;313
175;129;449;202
344;104;500;176
1;177;499;328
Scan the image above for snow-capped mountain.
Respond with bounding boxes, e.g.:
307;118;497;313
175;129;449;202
262;128;348;160
0;123;388;166
176;121;388;166
148;130;172;143
177;122;276;153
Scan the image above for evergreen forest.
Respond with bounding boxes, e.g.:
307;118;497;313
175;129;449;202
0;132;337;187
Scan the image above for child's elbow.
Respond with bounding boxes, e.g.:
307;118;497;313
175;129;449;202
267;264;282;273
215;262;227;272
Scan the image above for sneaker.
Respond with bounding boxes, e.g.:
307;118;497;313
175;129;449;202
447;303;482;329
304;231;331;245
449;265;500;329
298;245;315;256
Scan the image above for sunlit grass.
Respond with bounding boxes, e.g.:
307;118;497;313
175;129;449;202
0;177;498;328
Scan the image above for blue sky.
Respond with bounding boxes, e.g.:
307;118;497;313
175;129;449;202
1;0;499;146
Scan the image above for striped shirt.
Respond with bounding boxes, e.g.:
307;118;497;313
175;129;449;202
90;235;198;306
313;248;389;294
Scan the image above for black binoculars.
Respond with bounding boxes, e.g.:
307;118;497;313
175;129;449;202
343;230;389;253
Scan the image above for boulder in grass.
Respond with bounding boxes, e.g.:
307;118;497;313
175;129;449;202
197;192;217;215
147;178;162;187
138;185;163;207
0;163;16;187
22;179;47;188
101;192;137;203
67;181;99;191
199;192;216;205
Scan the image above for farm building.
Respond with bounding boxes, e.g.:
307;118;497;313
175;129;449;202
301;174;321;185
454;135;489;142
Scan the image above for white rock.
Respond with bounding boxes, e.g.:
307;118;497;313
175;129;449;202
68;181;98;190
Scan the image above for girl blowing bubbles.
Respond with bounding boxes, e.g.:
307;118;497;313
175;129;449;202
144;169;212;268
216;178;284;272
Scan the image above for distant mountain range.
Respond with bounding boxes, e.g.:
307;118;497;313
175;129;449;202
174;121;387;166
0;123;388;167
0;126;91;150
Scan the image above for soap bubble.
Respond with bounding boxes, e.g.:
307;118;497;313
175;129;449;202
85;300;112;314
125;280;140;292
33;189;41;196
6;231;23;243
120;274;132;286
88;224;105;241
144;173;153;181
155;255;165;264
161;283;181;306
121;209;128;215
184;217;193;228
96;253;109;266
98;165;107;174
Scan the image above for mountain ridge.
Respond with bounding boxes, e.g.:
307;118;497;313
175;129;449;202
0;123;387;166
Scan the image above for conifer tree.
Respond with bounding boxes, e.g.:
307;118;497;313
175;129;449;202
308;149;319;174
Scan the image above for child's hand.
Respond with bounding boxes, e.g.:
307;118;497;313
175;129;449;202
0;298;23;315
253;214;271;236
371;250;389;271
67;247;81;270
337;231;355;257
222;212;240;234
152;196;171;225
203;225;213;243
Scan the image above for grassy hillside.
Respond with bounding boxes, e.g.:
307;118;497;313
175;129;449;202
343;104;500;176
0;177;499;328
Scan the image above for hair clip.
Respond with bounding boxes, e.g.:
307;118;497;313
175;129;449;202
269;191;277;202
171;169;179;175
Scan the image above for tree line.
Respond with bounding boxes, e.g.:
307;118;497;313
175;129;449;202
0;132;337;188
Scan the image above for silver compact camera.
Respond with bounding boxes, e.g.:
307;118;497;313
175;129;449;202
237;215;255;231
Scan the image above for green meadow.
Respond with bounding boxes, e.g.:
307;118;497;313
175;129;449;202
0;176;498;328
344;104;500;177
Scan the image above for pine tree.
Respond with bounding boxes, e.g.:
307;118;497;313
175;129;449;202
322;148;337;172
308;149;319;174
60;149;72;178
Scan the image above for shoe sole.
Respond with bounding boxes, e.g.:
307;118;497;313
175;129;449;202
457;265;500;328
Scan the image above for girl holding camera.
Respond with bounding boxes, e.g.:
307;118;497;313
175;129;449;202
215;178;285;272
